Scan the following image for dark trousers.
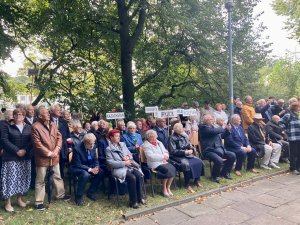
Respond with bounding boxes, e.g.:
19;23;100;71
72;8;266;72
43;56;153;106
125;169;143;205
230;148;256;171
72;168;103;198
278;140;290;159
30;157;36;189
205;151;236;179
289;140;300;171
184;171;199;187
59;157;67;180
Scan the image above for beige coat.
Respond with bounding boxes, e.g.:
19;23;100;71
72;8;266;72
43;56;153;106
32;120;62;167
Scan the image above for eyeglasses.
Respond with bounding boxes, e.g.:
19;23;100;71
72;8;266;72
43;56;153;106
14;113;24;117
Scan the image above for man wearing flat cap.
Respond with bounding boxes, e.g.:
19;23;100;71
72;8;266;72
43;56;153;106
248;113;282;170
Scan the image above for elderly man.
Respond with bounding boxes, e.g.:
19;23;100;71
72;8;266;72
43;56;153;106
50;104;71;179
266;115;289;163
224;114;258;176
23;104;38;189
234;100;243;117
241;96;256;131
70;133;103;206
199;114;236;183
70;121;85;148
248;113;282;170
32;106;70;211
153;118;169;148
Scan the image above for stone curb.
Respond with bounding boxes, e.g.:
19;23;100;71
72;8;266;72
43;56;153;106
123;169;288;220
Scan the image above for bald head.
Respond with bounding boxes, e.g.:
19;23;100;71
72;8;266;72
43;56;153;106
272;115;280;124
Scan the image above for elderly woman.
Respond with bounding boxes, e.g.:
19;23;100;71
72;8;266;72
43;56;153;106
168;123;204;193
82;121;91;134
70;120;85;148
143;130;176;197
214;103;228;124
106;129;146;209
70;133;103;206
1;108;32;212
122;121;143;163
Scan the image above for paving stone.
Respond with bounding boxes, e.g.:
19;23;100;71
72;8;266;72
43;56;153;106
125;217;158;225
238;180;284;195
175;202;216;218
217;207;251;224
149;208;190;225
246;213;296;225
221;190;256;202
268;186;300;202
202;196;235;209
269;204;300;223
251;194;289;208
270;174;300;185
177;212;229;225
231;199;273;217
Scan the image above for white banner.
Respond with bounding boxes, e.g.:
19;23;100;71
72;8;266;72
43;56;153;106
175;108;184;115
145;106;159;113
182;109;198;117
106;112;125;120
156;109;178;118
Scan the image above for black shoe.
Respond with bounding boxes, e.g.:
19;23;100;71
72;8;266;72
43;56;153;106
223;174;233;180
75;197;84;206
211;177;220;183
130;203;140;209
86;193;97;201
60;195;71;202
35;204;45;211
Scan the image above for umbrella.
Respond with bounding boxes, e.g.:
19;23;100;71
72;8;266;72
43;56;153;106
45;158;54;204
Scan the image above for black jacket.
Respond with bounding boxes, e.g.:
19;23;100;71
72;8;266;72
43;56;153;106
70;142;99;171
266;121;286;142
1;123;33;161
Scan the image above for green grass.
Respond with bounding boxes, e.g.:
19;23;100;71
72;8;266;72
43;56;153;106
0;162;289;225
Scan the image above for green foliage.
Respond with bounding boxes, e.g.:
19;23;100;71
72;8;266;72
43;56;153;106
1;0;270;118
273;0;300;41
255;58;300;100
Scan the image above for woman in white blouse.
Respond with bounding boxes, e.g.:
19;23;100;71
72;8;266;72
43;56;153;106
143;130;176;197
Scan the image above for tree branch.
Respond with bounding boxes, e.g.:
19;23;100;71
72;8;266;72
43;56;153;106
131;0;146;47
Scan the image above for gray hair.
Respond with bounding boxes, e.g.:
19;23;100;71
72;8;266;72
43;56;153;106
82;133;96;144
202;114;214;124
36;106;47;117
50;104;61;112
127;121;136;129
230;114;241;124
173;122;183;134
145;130;158;140
72;120;82;129
3;110;13;121
91;121;99;128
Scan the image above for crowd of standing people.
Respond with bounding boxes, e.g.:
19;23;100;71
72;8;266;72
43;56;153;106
0;95;297;210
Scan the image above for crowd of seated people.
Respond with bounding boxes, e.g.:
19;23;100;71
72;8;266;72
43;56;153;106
0;96;297;211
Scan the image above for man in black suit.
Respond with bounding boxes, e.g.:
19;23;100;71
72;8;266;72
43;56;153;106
24;104;38;189
153;118;169;148
50;104;71;179
70;133;103;206
199;114;236;183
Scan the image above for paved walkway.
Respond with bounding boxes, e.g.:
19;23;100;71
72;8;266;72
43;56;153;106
124;173;300;225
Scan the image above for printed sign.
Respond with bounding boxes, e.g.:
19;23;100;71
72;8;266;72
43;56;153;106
106;112;125;120
156;109;178;118
145;106;159;113
182;109;198;117
175;108;183;115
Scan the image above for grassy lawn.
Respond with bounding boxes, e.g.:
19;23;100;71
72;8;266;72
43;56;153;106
0;162;289;225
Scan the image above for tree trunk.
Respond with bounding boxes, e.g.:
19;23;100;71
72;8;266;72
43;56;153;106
117;0;135;119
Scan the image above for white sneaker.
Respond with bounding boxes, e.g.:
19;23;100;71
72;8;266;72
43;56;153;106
261;165;272;170
269;163;280;169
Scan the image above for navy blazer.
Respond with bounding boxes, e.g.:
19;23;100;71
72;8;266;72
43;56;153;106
224;125;249;152
153;126;169;148
70;142;99;171
51;117;71;159
199;125;225;155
